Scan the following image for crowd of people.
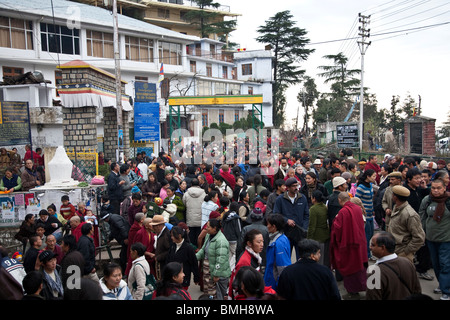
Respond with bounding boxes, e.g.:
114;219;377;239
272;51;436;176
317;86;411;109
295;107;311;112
1;143;450;301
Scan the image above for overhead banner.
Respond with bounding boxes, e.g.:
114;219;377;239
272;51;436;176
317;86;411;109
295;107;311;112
168;94;263;106
0;101;31;146
134;102;160;141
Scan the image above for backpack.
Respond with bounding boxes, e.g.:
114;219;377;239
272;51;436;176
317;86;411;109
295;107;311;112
132;263;156;300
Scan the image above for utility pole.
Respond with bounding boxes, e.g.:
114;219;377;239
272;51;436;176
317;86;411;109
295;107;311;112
357;13;371;153
113;0;124;163
418;94;422;115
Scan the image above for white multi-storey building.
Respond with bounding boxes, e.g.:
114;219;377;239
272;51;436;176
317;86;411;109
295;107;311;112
0;0;273;155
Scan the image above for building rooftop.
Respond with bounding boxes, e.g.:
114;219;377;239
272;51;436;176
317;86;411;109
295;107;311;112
0;0;199;42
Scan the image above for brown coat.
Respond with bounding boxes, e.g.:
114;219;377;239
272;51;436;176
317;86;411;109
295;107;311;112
20;169;41;191
366;256;421;300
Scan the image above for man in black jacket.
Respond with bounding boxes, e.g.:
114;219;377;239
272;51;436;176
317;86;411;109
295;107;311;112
107;162;125;215
60;234;85;288
77;223;98;282
100;210;130;274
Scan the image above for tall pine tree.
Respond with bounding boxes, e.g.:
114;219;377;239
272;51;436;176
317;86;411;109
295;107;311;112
256;10;314;128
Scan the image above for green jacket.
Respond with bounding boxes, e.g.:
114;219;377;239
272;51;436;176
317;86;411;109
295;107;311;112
196;230;231;278
307;202;330;243
419;195;450;243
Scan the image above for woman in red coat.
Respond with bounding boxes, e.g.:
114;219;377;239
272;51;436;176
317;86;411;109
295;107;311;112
228;229;264;300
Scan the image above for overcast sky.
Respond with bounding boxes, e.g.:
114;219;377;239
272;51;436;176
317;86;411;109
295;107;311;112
220;0;450;129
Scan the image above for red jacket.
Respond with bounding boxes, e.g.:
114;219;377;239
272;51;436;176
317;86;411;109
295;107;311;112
330;201;368;276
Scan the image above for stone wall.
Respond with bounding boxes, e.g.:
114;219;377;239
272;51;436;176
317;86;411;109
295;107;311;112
63;106;98;152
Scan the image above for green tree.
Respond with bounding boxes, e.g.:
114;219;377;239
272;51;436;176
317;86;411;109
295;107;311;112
385;95;404;134
297;76;319;134
256;10;314;128
184;0;236;41
318;52;361;99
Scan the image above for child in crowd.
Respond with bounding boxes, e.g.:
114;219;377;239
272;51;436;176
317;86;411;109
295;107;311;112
60;195;77;221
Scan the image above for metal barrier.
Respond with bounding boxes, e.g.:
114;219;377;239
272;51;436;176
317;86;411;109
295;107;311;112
66;148;99;183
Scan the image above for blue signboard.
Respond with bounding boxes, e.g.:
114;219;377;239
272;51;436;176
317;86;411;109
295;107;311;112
135;82;157;102
134;102;160;141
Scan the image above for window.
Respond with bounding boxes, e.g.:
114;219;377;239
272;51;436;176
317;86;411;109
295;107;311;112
248;86;253;95
158;41;182;65
158;9;170;19
0;16;33;50
202;111;208;127
135;76;148;82
125;36;154;63
231;67;237;80
86;30;114;58
55;70;62;97
219;109;224;124
242;63;252;75
206;63;212;77
198;80;212;96
228;84;241;95
190;61;196;73
2;66;24;78
222;66;228;79
41;23;79;54
234;111;239;122
209;44;215;58
215;82;226;95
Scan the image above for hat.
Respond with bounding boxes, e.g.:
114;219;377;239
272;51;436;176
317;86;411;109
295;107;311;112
428;162;437;170
165;167;174;175
209;210;221;220
384;154;391;159
392;185;410;197
420;160;428;168
388;171;402;178
131;186;140;194
247;207;264;223
285;177;299;187
99;211;110;220
150;215;166;225
358;161;367;165
313;159;322;165
39;250;57;263
332;177;347;188
437;159;446;166
341;172;352;180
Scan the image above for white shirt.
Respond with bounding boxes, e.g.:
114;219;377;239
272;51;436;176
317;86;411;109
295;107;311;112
375;253;397;265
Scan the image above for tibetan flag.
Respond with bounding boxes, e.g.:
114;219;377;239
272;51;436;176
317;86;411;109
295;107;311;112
413;107;417;116
158;63;164;86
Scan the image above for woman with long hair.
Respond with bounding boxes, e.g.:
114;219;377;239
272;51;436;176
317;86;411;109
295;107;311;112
153;261;191;300
355;168;377;259
300;172;328;207
141;171;161;203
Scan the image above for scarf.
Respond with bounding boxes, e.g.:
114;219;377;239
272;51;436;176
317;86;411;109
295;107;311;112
43;269;64;297
25;167;37;177
307;182;317;200
245;246;262;269
431;192;449;223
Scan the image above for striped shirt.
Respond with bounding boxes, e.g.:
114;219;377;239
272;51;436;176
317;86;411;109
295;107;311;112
355;182;374;219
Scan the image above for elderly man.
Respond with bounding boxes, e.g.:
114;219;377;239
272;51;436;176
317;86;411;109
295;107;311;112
21;159;41;191
44;234;64;265
150;215;172;280
366;231;421;300
382;171;403;218
69;216;86;243
385;185;425;263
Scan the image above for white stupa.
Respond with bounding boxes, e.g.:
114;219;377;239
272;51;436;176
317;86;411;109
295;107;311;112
44;146;79;188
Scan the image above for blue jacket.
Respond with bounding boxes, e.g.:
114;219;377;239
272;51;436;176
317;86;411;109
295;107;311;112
264;233;291;291
273;191;309;230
